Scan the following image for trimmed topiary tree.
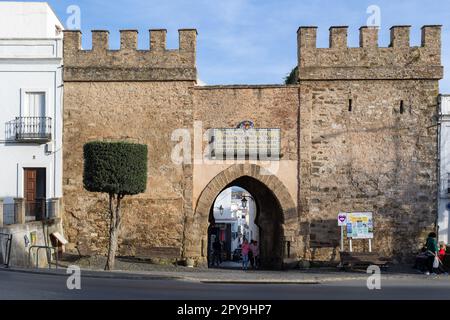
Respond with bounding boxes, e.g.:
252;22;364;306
83;141;148;270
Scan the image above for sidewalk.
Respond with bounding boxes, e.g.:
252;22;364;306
2;255;447;284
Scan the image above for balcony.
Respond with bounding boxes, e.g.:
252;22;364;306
6;117;52;143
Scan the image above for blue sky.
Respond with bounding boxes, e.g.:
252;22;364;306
43;0;449;91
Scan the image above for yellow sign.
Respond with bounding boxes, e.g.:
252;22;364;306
30;231;37;246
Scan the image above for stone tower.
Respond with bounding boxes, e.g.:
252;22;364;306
297;26;442;261
62;29;198;256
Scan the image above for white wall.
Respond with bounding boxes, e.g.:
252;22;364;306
0;2;63;39
213;187;259;252
247;197;259;243
0;3;63;213
213;188;233;221
438;95;450;244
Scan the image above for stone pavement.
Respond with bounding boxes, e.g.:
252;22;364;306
6;254;446;284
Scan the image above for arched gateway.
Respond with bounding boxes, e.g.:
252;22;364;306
184;164;297;269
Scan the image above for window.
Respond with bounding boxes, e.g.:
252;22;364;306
25;92;46;117
447;173;450;194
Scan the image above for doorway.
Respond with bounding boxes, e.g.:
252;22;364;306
24;168;46;221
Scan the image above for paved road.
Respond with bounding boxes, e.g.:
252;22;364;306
1;269;450;300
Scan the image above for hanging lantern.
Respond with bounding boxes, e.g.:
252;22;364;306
241;196;248;209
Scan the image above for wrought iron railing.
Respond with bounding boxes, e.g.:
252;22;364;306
25;200;58;222
2;200;57;224
10;117;52;142
0;233;13;268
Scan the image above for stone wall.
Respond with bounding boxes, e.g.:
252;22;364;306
299;80;439;263
187;86;300;265
63;29;197;81
63;81;194;256
192;85;300;202
297;25;441;263
297;26;442;80
62;29;196;257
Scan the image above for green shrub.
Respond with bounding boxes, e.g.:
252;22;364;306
83;141;147;195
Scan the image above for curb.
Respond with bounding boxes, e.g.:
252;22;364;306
0;267;182;281
198;280;321;284
1;266;434;284
0;267;369;284
0;267;362;284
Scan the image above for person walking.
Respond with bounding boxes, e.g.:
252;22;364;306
250;240;260;269
438;242;448;274
248;240;254;269
241;239;251;270
425;232;439;275
212;238;222;267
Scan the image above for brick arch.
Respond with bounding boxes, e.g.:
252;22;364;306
184;163;297;267
195;164;296;221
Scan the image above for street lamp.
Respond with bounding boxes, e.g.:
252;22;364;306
241;194;254;209
215;204;224;215
241;196;248;209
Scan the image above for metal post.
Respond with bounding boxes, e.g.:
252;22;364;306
368;239;372;253
0;233;13;268
29;245;58;269
340;226;344;251
349;238;353;252
7;234;12;268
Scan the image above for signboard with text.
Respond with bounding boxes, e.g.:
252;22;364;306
346;212;373;239
210;128;280;160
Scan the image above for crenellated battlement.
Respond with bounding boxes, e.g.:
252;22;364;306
63;29;197;81
297;25;443;80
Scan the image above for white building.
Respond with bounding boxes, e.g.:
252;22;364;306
438;95;450;245
213;187;259;253
0;2;64;267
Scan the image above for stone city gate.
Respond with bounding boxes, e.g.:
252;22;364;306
62;25;442;266
184;164;298;269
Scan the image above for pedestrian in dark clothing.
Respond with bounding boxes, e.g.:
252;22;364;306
248;240;254;269
212;239;222;267
425;232;439;275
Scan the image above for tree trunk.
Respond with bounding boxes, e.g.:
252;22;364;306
105;194;123;270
